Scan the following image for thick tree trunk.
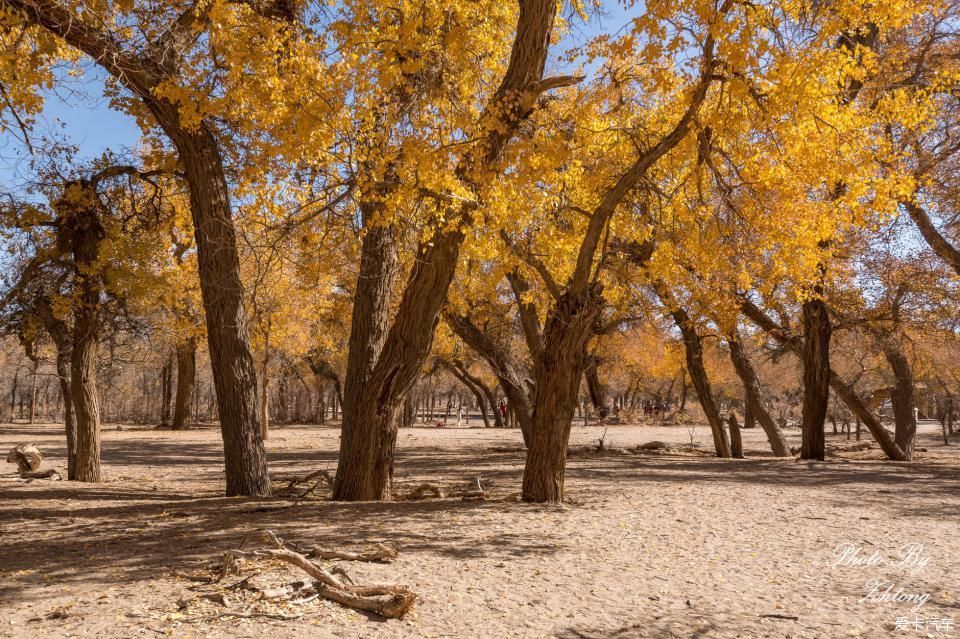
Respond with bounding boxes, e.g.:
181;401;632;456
672;309;730;458
728;333;791;456
334;0;559;500
800;297;831;461
173;337;197;430
884;344;915;461
333;219;399;501
170;128;270;495
522;286;604;503
584;356;609;419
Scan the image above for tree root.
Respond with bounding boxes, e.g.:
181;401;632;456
219;530;416;619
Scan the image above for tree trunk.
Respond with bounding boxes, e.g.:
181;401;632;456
672;309;731;458
740;298;908;460
260;347;270;440
884;344;916;460
728;332;791;456
158;126;269;495
333;219;399;501
584;356;609;419
445;312;532;442
60;186;104;483
449;364;490;428
160;351;173;426
57;345;76;478
800;297;831;461
522;286;604;503
333;0;559;500
172;338;197;430
728;412;743;458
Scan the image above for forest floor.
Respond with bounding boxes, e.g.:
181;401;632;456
0;420;958;639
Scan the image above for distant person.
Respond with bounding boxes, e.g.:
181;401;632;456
498;400;507;420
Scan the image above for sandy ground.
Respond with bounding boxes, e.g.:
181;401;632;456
0;420;958;639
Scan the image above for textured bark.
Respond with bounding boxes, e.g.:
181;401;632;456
175;128;269;495
334;0;560;501
800;298;831;461
584;356;609;419
728;412;743;459
672;308;731;458
333;219;399;501
740;299;908;460
522;286;605;502
58;183;104;483
172;338;197;430
727;333;790;456
884;344;916;461
2;0;270;496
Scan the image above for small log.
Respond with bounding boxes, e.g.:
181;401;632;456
6;444;42;473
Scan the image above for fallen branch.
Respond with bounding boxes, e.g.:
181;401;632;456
6;443;42;473
304;543;398;563
396;483;445;501
220;531;416;619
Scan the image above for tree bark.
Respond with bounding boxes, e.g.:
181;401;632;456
671;308;731;458
0;0;271;495
728;412;744;458
522;286;604;502
800;297;831;461
883;343;916;461
58;183;104;483
160;351;173;426
740;298;909;460
584;356;609;419
727;332;791;456
333;0;560;501
333;219;399;501
172;337;197;430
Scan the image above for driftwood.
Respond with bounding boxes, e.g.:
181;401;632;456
220;531;416;619
7;444;42;473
